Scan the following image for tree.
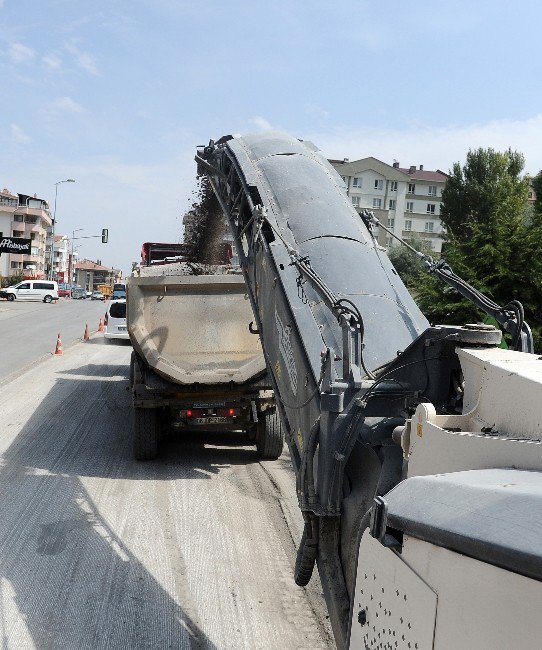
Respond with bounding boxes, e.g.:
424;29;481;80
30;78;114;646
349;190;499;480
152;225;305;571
531;170;542;218
415;147;542;350
388;234;432;291
1;272;24;288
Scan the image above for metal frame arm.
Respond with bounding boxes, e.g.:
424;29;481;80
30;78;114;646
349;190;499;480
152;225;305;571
363;210;534;354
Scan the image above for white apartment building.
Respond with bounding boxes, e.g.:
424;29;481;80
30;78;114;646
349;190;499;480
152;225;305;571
0;189;18;278
0;187;52;279
331;157;448;254
51;235;70;281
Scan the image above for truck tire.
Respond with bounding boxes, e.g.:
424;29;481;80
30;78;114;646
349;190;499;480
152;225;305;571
133;407;159;461
256;409;284;460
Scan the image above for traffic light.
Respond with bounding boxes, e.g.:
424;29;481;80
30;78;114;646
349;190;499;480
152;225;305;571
101;228;108;243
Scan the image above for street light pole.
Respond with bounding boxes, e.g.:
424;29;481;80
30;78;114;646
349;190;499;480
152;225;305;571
49;179;75;280
69;228;84;286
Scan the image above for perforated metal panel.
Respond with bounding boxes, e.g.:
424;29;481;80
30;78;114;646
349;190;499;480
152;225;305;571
350;533;437;650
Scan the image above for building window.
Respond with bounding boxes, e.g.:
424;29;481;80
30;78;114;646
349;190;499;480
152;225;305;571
386;236;392;247
406;201;414;213
426;203;436;214
12;230;23;238
404;220;412;231
425;221;434;233
25;216;38;224
14;214;24;222
373;198;382;209
389;181;398;192
374;179;384;190
408;183;416;194
388;218;395;228
31;247;40;256
353;177;362;188
352;196;360;207
10;261;21;269
389;199;396;210
428;185;437;196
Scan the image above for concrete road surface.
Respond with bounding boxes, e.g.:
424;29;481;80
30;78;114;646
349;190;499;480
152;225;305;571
0;298;108;382
0;336;333;649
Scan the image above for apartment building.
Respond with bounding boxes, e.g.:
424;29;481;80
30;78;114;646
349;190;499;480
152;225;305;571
330;158;448;253
0;187;52;279
49;235;70;282
74;259;121;292
0;189;18;278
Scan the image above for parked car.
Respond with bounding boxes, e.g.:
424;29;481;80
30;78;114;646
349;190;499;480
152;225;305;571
71;287;86;299
104;300;129;340
0;280;59;303
58;288;71;298
86;290;92;298
91;291;104;300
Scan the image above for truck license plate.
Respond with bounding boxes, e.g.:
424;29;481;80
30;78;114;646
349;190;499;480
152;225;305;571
118;326;127;331
193;417;228;425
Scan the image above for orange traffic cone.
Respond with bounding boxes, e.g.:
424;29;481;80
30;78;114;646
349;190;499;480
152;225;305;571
55;333;63;356
98;318;104;333
83;323;90;341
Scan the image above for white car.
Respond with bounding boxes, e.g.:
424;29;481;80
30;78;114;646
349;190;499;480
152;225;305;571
104;299;129;340
0;280;59;303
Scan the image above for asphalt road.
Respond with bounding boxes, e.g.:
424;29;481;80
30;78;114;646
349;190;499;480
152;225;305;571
0;336;333;649
0;297;107;382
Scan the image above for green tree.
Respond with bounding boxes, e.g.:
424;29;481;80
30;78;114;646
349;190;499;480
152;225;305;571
416;148;542;350
1;272;24;288
532;170;542;218
388;234;432;291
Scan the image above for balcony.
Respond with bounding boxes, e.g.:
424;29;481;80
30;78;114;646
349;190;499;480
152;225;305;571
10;253;42;262
13;207;52;226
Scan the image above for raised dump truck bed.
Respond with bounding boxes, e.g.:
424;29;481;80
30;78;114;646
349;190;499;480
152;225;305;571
128;274;266;385
127;272;283;460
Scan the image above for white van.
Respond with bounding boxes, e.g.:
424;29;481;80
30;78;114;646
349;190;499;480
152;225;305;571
104;299;129;340
0;280;59;303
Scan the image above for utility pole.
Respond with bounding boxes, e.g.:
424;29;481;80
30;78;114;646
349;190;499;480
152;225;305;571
49;179;75;280
69;228;84;286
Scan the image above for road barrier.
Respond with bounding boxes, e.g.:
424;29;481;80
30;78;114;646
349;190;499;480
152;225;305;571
98;318;104;333
54;333;63;356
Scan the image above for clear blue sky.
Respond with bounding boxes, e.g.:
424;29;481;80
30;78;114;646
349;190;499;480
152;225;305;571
1;0;541;275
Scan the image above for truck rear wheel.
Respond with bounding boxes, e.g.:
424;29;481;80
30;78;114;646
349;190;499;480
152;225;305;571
256;409;284;460
133;407;159;460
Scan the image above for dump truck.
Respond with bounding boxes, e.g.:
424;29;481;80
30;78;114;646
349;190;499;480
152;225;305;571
126;267;283;461
97;283;112;299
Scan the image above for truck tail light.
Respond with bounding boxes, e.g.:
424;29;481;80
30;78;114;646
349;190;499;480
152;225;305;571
184;409;205;418
218;407;239;417
104;312;108;325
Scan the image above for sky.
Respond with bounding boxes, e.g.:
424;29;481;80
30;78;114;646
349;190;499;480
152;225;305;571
1;0;542;275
